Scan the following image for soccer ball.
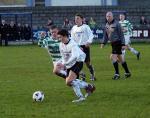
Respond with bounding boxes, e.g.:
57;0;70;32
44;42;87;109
32;91;44;102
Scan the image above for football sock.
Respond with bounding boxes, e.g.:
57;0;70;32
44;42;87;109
129;47;138;55
88;65;95;76
71;80;84;98
122;49;126;58
75;79;88;89
121;62;130;73
60;70;67;76
113;61;119;74
56;70;67;79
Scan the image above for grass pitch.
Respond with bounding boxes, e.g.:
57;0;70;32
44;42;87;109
0;43;150;118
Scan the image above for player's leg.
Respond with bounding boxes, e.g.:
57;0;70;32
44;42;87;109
126;36;140;60
111;54;120;80
83;46;96;81
111;41;123;80
66;62;95;102
53;62;67;79
118;55;131;78
128;44;140;60
79;71;86;81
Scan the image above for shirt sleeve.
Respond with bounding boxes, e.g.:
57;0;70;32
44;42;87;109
101;27;109;44
70;27;75;41
86;25;94;44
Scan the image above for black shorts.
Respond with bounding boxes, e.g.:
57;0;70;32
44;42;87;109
111;41;122;55
80;45;90;62
67;62;83;79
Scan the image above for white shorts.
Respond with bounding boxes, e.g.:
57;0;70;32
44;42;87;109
124;35;131;45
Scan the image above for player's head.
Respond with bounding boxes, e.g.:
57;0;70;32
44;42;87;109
75;13;84;26
119;13;126;21
40;31;46;38
106;11;114;23
57;29;69;43
50;25;59;40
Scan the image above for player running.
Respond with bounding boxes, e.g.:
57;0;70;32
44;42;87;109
119;13;140;60
42;25;67;79
58;29;95;103
71;13;96;81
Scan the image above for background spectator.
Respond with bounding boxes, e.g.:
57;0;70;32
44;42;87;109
62;18;73;30
140;16;148;25
89;17;97;29
8;21;17;41
16;23;24;41
0;19;9;46
24;24;32;40
46;18;54;29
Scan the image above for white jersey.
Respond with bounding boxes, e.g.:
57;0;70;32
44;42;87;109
71;24;94;46
59;39;86;69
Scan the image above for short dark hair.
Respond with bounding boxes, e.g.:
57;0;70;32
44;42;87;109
57;29;69;37
75;13;84;19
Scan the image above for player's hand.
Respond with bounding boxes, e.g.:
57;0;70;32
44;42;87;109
100;44;104;48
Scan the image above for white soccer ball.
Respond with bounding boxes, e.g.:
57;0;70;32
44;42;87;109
32;91;44;102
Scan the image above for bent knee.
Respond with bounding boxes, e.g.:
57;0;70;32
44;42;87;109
66;80;72;86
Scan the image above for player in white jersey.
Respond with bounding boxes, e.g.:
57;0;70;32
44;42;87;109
42;26;67;79
71;13;96;81
58;29;95;103
119;14;140;60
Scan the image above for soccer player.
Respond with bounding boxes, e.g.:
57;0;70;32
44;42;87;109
119;13;140;60
71;13;96;81
42;25;67;79
58;29;95;102
101;11;131;80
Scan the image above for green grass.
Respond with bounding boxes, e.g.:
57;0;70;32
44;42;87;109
0;43;150;118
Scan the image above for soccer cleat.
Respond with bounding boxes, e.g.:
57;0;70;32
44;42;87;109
85;84;96;98
72;97;86;103
90;74;96;81
125;73;131;78
112;74;120;80
80;72;86;81
137;52;140;60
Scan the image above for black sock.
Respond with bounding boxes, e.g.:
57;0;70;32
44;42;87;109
56;73;66;79
88;65;94;75
122;62;130;73
113;61;119;74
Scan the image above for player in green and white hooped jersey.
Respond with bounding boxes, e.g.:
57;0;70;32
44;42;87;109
119;14;140;60
42;25;67;79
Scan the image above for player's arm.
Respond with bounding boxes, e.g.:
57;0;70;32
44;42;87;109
70;27;75;41
100;27;109;48
86;25;94;47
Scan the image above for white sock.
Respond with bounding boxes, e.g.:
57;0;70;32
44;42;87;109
71;80;83;98
129;47;138;55
60;70;67;76
122;49;126;59
75;79;88;89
